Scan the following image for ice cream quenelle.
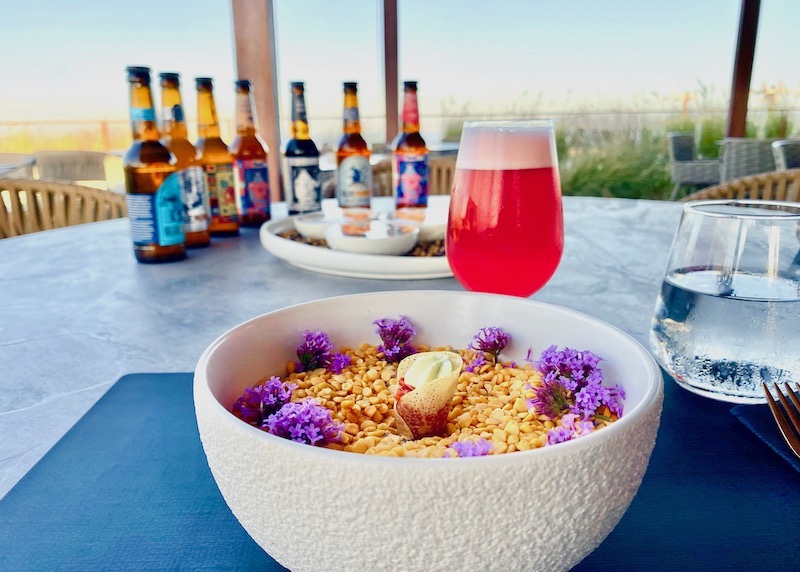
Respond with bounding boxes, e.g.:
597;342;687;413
393;351;464;439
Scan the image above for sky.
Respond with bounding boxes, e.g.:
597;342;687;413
1;0;798;145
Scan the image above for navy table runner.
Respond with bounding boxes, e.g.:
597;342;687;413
1;373;798;571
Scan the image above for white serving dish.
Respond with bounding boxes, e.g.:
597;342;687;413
194;291;663;572
259;218;452;280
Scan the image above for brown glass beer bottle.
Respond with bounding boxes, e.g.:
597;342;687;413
159;72;211;247
195;77;238;236
123;66;186;263
392;81;429;220
335;82;372;219
283;82;322;215
229;79;270;227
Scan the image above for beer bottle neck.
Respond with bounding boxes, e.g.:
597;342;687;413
342;92;361;135
128;84;160;142
401;89;420;134
160;85;188;139
235;89;256;136
196;89;221;139
290;91;311;140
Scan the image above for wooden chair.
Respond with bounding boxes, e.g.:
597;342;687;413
680;168;800;202
428;156;456;195
0;178;127;239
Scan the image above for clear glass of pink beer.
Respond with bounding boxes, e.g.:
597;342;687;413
446;120;563;297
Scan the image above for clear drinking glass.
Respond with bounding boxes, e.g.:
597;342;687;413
650;200;800;403
445;120;563;297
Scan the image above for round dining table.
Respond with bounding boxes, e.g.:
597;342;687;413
1;196;797;570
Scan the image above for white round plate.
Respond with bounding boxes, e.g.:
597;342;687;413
259;218;452;280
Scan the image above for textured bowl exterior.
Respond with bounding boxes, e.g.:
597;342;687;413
195;291;663;572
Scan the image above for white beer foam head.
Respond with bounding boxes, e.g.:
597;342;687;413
456;121;556;170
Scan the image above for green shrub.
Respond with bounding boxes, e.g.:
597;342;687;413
764;112;794;139
560;129;672;200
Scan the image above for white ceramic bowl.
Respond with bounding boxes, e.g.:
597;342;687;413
194;291;663;572
324;220;419;255
293;213;335;240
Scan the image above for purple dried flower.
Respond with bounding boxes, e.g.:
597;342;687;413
328;352;351;375
527;376;571;420
264;400;343;446
546;425;574;445
524;347;534;362
533;345;624;421
546;413;595;446
464;352;487;373
374;316;416;362
537;345;602;392
449;438;493;457
296;330;334;372
469;327;510;359
232;376;295;427
507;360;518;369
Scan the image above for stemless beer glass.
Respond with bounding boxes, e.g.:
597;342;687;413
446;120;563;297
650;200;800;403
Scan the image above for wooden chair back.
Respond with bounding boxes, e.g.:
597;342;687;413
680;169;800;202
0;178;127;239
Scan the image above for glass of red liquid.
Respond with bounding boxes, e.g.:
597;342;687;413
446;120;564;297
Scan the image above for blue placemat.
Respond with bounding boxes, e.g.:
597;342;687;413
1;373;798;571
731;404;800;474
0;374;284;571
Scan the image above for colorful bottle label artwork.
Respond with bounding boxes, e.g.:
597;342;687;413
126;172;185;246
206;163;237;221
394;153;429;208
234;159;270;218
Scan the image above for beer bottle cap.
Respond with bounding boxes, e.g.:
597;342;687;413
404;81;418;89
195;77;214;88
126;67;151;85
290;81;305;89
343;81;358;90
159;72;180;82
235;79;251;89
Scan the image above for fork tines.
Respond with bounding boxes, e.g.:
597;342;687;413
762;382;800;460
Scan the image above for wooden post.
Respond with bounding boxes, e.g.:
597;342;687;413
726;0;761;138
231;0;282;203
381;0;399;145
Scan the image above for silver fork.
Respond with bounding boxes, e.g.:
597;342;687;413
762;382;800;460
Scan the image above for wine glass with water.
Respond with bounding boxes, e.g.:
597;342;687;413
445;120;563;297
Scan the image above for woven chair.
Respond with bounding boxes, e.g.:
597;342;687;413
32;150;109;182
771;140;800;171
719;138;776;182
666;133;720;200
0;178;127;239
680;168;800;202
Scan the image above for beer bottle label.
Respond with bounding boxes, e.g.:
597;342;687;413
394;153;429;208
130;107;156;122
343;107;359;122
402;92;419;125
126;172;185;246
236;96;254;126
205;163;237;222
292;95;308;123
234;159;270;218
161;104;185;125
336;155;371;208
179;166;210;232
283;156;321;214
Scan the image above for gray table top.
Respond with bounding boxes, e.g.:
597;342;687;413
0;196;683;499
